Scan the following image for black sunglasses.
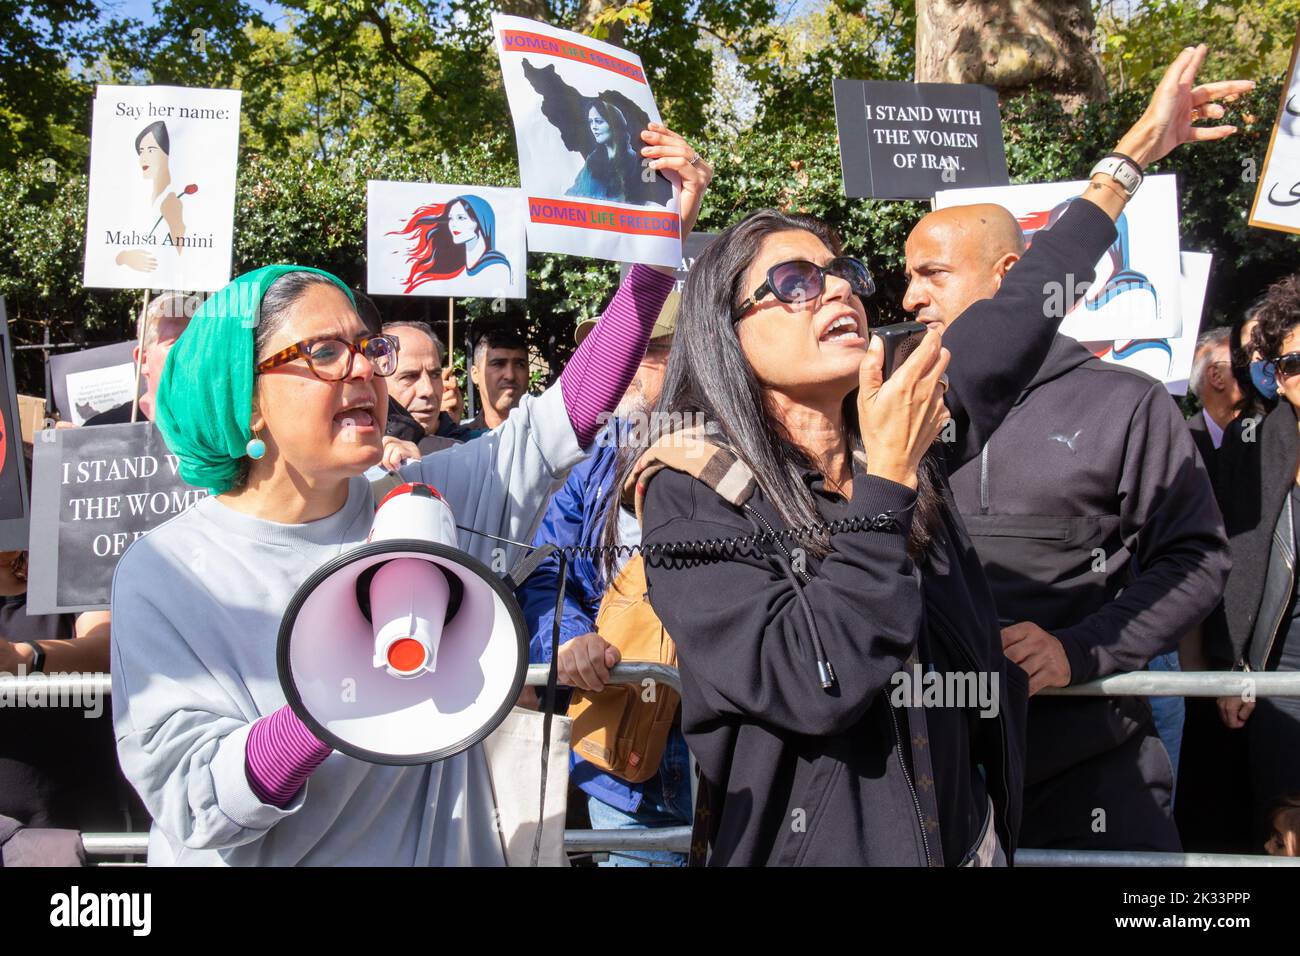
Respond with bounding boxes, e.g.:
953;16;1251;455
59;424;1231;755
1274;352;1300;380
733;257;876;322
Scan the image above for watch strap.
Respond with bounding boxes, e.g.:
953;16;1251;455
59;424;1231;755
1089;155;1143;198
22;641;46;674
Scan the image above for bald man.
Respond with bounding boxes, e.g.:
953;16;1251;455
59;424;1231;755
904;203;1228;853
903;204;1026;333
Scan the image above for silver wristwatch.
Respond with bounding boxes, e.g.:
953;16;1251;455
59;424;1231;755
1089;154;1143;198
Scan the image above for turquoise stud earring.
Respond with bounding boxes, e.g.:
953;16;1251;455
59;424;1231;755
246;431;267;460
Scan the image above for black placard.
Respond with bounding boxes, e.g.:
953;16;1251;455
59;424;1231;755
620;231;718;292
0;298;31;549
26;422;207;613
833;80;1009;200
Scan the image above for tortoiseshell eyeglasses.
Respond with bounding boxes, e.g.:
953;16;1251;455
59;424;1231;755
255;334;400;382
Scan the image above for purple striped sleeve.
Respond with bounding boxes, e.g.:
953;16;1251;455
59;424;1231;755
245;705;333;807
559;263;677;448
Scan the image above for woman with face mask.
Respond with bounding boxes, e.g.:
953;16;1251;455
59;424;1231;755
109;126;712;865
1205;273;1300;857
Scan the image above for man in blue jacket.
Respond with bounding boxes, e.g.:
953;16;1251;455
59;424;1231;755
517;300;690;866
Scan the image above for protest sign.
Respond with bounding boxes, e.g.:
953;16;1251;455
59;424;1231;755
26;422;208;613
618;230;717;291
1249;23;1300;234
1079;251;1211;395
49;340;138;425
935;175;1183;341
833;80;1008;199
493;14;681;268
367;182;527;299
83;85;241;292
0;300;30;550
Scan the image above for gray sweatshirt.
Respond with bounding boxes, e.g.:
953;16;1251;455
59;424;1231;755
109;385;582;865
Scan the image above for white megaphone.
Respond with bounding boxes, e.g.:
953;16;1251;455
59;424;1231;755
276;482;529;764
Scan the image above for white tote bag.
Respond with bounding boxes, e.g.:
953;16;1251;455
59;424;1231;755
483;706;571;867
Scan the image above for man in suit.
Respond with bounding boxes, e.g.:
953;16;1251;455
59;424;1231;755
1186;327;1242;478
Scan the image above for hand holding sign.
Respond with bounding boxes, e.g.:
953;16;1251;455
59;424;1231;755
639;123;712;243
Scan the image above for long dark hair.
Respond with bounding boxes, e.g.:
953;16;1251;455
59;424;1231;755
599;209;946;578
585;100;638;197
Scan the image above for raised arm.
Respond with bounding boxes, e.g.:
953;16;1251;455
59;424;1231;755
943;44;1252;469
560;125;713;447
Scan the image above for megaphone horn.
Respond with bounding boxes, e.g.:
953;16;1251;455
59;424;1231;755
277;482;529;765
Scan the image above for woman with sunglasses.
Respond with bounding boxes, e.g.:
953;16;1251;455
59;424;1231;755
614;47;1248;866
108;126;712;865
1204;273;1300;855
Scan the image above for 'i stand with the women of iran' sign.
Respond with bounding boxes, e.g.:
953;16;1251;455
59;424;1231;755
83;85;241;292
493;13;681;268
832;79;1008;200
26;422;208;614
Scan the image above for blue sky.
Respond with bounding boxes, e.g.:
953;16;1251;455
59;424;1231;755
99;0;288;24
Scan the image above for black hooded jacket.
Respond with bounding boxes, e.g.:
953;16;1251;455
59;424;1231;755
948;334;1229;845
640;200;1120;866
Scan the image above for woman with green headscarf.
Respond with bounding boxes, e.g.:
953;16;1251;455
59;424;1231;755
108;124;713;865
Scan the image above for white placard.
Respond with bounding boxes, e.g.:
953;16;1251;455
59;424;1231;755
64;363;136;425
935;175;1183;341
83;85;241;292
1080;251;1212;395
493;13;681;267
366;182;527;299
1249;24;1300;234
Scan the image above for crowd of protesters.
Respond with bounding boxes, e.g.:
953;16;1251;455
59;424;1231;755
2;45;1298;865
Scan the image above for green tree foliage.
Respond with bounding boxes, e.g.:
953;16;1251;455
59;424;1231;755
2;1;1297;399
1097;0;1300;93
0;1;106;170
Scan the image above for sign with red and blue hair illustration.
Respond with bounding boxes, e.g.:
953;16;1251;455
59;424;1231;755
935;174;1184;343
366;182;527;299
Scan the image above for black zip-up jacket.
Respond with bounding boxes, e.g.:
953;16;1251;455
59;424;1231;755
640;200;1119;866
947;335;1228;848
1206;403;1299;670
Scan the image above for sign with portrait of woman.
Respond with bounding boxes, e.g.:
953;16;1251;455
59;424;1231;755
935;175;1184;342
493;14;682;268
82;85;241;293
366;182;527;299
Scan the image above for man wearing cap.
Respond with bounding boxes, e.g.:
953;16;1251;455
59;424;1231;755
516;293;685;865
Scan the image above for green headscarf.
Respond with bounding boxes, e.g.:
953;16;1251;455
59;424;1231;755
155;265;356;495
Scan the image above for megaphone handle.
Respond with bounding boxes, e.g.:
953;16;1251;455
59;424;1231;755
532;550;568;867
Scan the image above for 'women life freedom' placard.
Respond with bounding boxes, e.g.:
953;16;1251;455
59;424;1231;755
83;85;241;292
493;14;681;268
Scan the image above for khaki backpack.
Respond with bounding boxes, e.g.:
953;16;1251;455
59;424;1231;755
565;426;757;783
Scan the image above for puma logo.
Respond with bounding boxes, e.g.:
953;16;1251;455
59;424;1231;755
1050;429;1082;452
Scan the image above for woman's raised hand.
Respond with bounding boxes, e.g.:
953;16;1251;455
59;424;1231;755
640;123;713;239
857;328;950;491
1117;44;1254;168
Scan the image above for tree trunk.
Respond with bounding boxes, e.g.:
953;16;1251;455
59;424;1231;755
915;0;1106;107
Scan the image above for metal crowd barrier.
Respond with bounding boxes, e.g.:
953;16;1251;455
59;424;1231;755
7;665;1300;867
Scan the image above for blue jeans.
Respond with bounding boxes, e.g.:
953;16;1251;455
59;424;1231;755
1148;650;1184;799
587;790;691;868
